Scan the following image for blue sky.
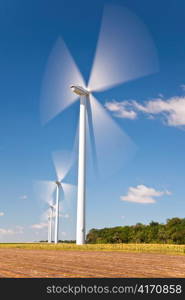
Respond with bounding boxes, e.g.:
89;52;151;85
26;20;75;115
0;0;185;242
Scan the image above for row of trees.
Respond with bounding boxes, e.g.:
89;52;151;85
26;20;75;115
86;218;185;244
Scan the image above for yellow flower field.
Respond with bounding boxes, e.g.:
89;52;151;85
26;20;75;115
0;243;185;255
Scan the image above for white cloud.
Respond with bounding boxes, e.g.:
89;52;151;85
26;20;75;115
31;222;48;230
60;213;70;219
15;226;24;234
180;84;185;91
165;190;172;195
0;229;14;235
105;96;185;126
105;101;137;119
0;226;24;235
121;184;171;204
20;195;28;200
0;212;4;217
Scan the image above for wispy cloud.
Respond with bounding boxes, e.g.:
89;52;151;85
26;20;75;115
180;84;185;91
30;222;48;230
15;226;24;234
0;226;24;235
0;212;4;217
105;101;137;119
0;229;14;235
105;96;185;126
121;184;171;204
60;213;70;219
20;195;28;200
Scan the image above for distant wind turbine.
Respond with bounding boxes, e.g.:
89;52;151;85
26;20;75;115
36;151;75;244
48;203;54;243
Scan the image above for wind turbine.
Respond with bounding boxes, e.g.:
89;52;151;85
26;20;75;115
48;203;54;243
54;180;61;244
35;150;75;244
41;4;159;244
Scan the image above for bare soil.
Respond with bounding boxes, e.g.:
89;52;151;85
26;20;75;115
0;249;185;278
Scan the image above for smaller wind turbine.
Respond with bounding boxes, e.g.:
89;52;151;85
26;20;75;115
53;181;62;244
45;180;62;244
52;151;75;244
35;150;75;244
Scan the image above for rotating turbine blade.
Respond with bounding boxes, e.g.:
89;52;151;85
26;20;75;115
42;207;53;222
68;122;79;183
34;180;56;205
41;37;85;124
86;99;99;179
61;182;76;211
62;182;76;200
87;95;137;178
88;4;159;92
52;150;73;182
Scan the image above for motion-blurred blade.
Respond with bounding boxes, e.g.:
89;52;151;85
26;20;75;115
61;182;76;211
86;98;99;179
88;95;137;178
41;37;85;124
41;208;52;222
52;150;73;182
88;4;159;92
62;183;76;199
66;121;79;183
34;180;56;205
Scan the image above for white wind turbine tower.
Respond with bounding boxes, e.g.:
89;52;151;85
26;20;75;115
41;5;159;244
36;151;74;244
48;203;54;243
44;180;61;244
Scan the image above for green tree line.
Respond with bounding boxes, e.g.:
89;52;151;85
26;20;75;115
86;218;185;244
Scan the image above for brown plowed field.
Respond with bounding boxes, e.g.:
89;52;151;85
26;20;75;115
0;248;185;278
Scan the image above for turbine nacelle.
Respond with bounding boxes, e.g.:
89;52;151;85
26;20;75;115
55;180;62;188
71;85;90;96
